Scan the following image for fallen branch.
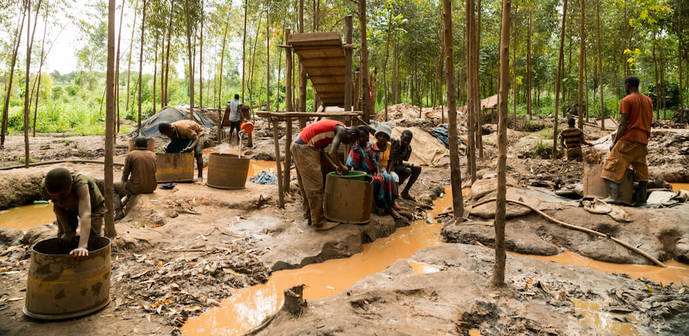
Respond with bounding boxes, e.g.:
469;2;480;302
472;198;666;267
0;159;124;171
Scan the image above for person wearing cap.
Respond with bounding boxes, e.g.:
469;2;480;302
373;125;393;174
390;130;422;200
225;94;243;144
291;119;359;230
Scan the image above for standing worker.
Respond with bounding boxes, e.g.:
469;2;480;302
560;117;593;161
158;120;206;180
225;94;243;145
601;76;653;205
290;120;359;231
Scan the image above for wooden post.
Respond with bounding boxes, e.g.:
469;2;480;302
284;28;293;194
272;119;285;208
553;0;568;157
359;0;370;121
354;71;361;111
105;0;116;238
344;15;353;112
266;7;270;113
298;0;306;128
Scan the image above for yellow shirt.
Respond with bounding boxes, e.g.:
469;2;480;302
376;141;391;169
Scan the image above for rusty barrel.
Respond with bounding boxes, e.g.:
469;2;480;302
324;171;373;224
156;152;195;183
127;137;155;152
583;163;634;204
24;237;111;320
207;153;250;189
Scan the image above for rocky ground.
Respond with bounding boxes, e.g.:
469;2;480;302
1;104;688;335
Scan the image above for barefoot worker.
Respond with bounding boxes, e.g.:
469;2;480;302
42;168;110;257
290;119;359;231
390;130;422;200
601;76;653;205
560;117;593;161
115;136;157;217
158;120;205;180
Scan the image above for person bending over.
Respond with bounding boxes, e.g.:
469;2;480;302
158;120;205;180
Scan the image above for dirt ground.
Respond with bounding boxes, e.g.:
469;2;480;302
1;104;689;335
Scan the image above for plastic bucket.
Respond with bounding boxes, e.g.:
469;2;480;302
24;237;111;320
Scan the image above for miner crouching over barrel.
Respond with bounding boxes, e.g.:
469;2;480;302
42;168;111;258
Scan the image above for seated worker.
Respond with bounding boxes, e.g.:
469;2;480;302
601;76;653;205
373;125;393;175
225;94;242;145
115;136;157;215
390;130;422;200
347;126;399;214
560;117;593;161
158;120;205;180
42;168;109;257
290;119;359;231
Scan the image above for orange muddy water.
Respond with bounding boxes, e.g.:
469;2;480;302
515;252;689;286
0;203;55;231
572;299;640;335
183;186;689;335
670;182;689;192
181;187;453;336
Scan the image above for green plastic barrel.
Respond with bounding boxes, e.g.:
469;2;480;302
327;171;367;181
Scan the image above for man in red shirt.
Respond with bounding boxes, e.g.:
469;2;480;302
601;76;653;205
291;120;359;230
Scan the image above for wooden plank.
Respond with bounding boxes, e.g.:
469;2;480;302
288;32;342;46
312;83;345;92
295;47;344;59
304;67;346;76
301;57;346;67
309;76;346;85
256;111;361;118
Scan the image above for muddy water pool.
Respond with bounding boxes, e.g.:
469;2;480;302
0;203;55;231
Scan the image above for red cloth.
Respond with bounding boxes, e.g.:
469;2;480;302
297;120;344;149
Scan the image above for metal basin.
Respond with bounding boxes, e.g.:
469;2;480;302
24;237;111;320
156;152;195;183
207;153;250;189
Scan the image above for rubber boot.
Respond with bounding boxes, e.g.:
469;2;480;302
634;181;648;206
603;181;621;204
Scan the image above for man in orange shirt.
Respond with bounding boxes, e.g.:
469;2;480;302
600;76;653;205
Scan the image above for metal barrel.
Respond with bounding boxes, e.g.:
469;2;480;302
155;152;195;183
24;236;111;320
324;172;373;224
207;153;251;189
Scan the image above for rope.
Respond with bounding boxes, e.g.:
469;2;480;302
472;198;666;267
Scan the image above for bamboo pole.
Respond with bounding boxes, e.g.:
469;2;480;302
272;119;285;208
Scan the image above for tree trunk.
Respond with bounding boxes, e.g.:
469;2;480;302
153;37;158;114
680;39;683;110
494;0;511;288
164;7;172;106
114;0;125;134
652;32;659;119
553;0;568;157
466;0;477;182
276;24;284;112
578;0;586;130
511;14;517;124
137;0;147;132
199;1;204;112
359;0;370;121
526;9;532;120
32;3;49;137
125;2;137;117
23;0;41;167
248;14;260;105
1;3;27;148
298;0;306;126
104;0;116;238
383;10;392;121
241;0;247;103
266;7;270;111
596;0;604;129
218;20;229;112
442;0;464;220
344;15;353;112
184;0;194;118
